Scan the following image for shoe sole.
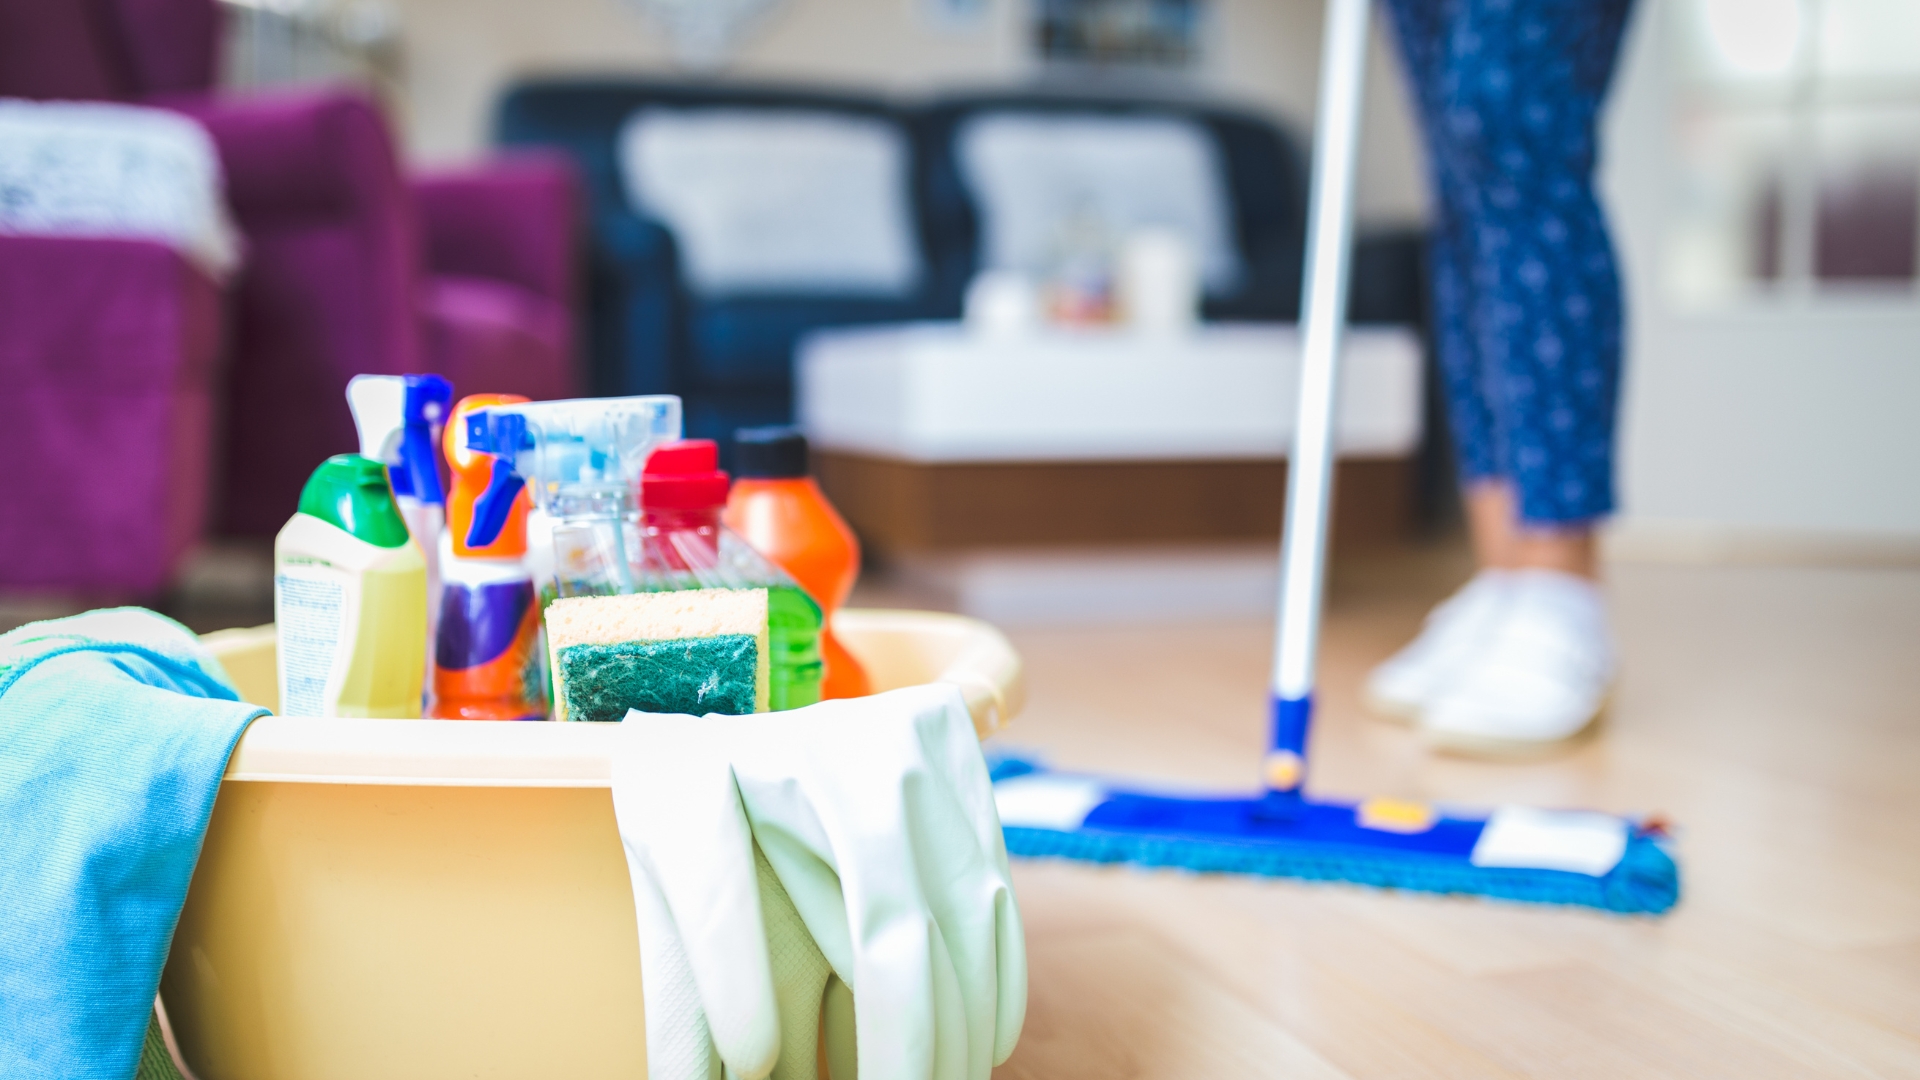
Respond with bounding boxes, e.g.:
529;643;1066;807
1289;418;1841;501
1420;696;1612;761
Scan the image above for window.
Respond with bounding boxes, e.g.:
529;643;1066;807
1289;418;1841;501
1667;0;1920;305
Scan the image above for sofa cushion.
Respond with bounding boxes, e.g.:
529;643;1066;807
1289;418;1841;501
617;107;922;297
414;153;579;303
0;235;221;391
421;274;578;403
955;111;1244;296
685;295;923;390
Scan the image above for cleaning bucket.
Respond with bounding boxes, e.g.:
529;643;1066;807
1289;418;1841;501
163;609;1022;1080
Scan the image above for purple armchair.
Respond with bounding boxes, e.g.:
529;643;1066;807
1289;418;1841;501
176;91;583;534
0;238;222;596
1;0;583;547
0;2;228;595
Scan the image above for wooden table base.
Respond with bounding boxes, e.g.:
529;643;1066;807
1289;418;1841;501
814;452;1414;555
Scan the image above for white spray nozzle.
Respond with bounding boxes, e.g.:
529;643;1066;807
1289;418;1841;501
346;373;454;506
347;374;406;463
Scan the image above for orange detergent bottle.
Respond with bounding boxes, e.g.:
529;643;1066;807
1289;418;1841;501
723;427;872;700
430;393;548;720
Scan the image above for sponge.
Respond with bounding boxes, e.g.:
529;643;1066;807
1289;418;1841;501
545;588;770;721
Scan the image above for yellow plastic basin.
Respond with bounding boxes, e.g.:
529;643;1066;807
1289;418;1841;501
163;609;1022;1080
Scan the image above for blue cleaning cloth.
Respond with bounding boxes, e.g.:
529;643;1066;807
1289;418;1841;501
0;608;267;1080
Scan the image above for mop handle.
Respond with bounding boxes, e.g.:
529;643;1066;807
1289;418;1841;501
1265;0;1372;797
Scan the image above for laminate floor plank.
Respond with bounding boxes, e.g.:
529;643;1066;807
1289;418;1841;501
1001;927;1358;1080
1487;962;1852;1079
1589;945;1920;1078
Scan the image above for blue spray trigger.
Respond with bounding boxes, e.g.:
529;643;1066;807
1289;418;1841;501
466;456;526;549
400;375;453;507
398;431;441;506
464;409;526;456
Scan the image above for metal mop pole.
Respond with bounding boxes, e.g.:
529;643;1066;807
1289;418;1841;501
1265;0;1372;804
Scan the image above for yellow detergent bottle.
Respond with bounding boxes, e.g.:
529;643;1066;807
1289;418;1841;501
274;454;428;717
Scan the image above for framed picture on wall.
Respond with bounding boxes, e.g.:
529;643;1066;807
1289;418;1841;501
1034;0;1206;69
923;0;990;28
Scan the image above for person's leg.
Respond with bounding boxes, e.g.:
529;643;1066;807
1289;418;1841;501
1384;0;1505;514
1373;0;1636;749
1464;482;1597;578
1367;0;1522;719
1457;0;1634;533
1415;0;1636;752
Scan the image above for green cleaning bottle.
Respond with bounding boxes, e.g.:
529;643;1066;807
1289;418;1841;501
632;440;824;711
274;454;428;718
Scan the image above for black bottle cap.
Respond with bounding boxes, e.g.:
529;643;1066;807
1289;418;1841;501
732;425;810;479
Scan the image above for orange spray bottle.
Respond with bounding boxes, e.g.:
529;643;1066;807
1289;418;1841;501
723;427;872;699
430;393;547;720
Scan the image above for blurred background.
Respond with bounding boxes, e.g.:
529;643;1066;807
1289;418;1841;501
2;0;1915;632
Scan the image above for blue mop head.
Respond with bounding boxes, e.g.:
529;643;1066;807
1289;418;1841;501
989;757;1679;915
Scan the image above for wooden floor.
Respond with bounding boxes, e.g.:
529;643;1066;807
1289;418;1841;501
971;547;1920;1079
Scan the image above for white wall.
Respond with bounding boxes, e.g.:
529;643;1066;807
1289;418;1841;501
1600;0;1920;556
382;0;1429;227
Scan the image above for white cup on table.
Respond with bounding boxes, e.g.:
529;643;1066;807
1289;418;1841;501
1118;228;1200;336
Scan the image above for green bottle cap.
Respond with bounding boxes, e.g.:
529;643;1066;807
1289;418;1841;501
298;454;413;548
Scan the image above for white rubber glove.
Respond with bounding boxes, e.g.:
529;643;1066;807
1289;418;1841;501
613;684;1026;1080
614;714;778;1080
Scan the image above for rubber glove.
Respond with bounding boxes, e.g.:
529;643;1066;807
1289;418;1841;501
613;684;1026;1080
731;684;1027;1079
614;711;777;1080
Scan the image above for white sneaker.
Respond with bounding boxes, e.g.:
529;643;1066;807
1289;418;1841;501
1365;571;1513;723
1421;570;1615;757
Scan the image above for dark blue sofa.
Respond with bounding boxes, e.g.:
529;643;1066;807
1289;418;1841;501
497;80;1425;448
497;80;949;444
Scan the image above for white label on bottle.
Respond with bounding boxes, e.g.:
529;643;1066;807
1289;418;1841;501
276;566;347;717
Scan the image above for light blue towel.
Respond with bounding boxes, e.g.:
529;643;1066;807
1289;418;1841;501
0;609;267;1080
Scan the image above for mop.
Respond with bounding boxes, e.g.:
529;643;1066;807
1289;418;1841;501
988;0;1679;915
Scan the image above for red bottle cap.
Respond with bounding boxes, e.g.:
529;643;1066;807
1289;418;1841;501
641;439;731;510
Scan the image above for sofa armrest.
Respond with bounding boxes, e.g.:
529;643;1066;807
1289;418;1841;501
584;206;681;396
165;89;413;236
0;235;220;390
1348;227;1428;327
413;152;580;305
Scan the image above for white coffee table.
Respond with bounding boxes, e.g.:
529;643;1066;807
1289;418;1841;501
793;320;1425;560
797;321;1423;463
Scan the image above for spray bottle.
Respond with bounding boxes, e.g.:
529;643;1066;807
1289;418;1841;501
274;454;428;717
430;394;547;721
346;374;453;664
460;395;683;604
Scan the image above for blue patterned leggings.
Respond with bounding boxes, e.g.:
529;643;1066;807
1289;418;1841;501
1383;0;1636;524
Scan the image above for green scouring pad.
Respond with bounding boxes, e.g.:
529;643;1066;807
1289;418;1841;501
544;588;770;721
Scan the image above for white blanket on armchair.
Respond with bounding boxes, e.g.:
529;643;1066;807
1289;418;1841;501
0;98;240;278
